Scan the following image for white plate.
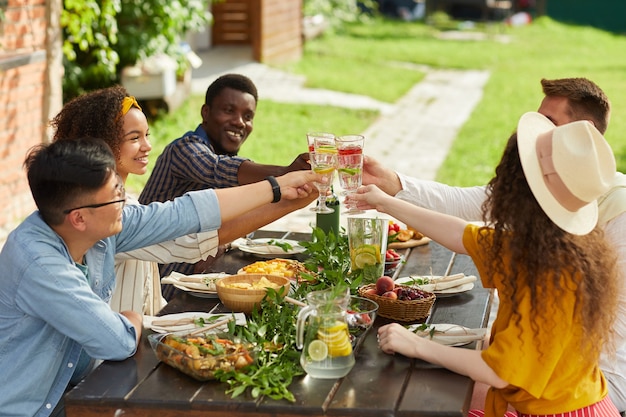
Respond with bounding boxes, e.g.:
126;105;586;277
144;312;247;334
408;323;486;347
162;272;229;297
187;290;220;299
395;275;475;296
431;282;474;296
235;238;306;258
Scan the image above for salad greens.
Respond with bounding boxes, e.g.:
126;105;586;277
215;227;362;402
297;227;363;293
215;287;303;401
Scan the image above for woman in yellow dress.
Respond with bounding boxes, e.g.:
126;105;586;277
350;113;621;417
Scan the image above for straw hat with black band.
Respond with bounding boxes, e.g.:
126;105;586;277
516;112;616;235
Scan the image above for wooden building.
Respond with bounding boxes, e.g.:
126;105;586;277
211;0;303;63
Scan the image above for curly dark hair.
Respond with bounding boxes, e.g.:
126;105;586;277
50;86;130;159
479;133;618;358
204;73;258;107
541;78;611;134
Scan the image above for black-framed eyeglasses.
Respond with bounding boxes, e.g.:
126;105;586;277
64;175;126;215
63;198;126;214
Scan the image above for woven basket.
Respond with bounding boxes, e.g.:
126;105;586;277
216;274;291;314
358;284;436;322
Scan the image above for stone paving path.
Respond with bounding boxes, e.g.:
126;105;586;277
191;47;491;232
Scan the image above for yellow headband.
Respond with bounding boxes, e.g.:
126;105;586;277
120;96;142;117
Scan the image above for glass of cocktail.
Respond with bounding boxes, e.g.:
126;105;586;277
309;151;337;214
306;132;335;153
335;135;365;214
313;134;338;155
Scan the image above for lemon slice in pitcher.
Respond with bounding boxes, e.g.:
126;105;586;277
327;337;352;357
308;339;328;361
354;252;377;269
317;321;347;342
317;321;352;358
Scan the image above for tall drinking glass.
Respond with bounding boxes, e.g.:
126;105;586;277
335;135;365;214
347;216;389;284
309;151;337;214
313;135;338;155
306;132;335;153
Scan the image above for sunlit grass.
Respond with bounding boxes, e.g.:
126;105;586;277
132;16;626;194
287;17;626;185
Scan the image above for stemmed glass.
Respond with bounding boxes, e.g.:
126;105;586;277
312;135;337;155
309;151;337;214
335;134;365;214
306;132;335;153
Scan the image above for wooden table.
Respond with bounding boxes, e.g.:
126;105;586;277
65;230;493;417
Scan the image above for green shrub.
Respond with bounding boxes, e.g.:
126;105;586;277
61;0;213;101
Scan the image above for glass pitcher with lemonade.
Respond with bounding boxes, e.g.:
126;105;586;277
296;288;355;379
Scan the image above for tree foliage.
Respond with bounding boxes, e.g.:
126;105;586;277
60;0;374;101
61;0;212;101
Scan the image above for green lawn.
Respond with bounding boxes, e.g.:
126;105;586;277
128;16;626;193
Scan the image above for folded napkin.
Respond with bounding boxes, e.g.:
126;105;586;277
161;272;229;293
244;245;292;255
232;238;303;255
144;312;247;333
419;275;477;292
399;273;477;293
411;323;487;346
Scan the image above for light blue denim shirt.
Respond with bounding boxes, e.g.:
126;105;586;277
0;190;220;416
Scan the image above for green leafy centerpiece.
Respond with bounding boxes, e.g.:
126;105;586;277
214;227;368;401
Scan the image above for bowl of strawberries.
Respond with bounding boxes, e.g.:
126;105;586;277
384;248;404;276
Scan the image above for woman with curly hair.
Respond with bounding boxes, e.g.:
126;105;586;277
349;112;621;416
52;86;175;314
51;86;316;315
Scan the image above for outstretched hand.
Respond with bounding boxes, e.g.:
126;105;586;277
276;170;324;200
362;155;403;196
346;184;393;212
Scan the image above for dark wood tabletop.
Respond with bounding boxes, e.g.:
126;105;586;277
65;230;493;417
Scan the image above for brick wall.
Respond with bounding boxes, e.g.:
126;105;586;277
0;0;62;248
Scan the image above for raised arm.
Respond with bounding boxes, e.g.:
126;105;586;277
350;184;469;254
396;173;487;221
236;152;310;185
362;155;488;221
212;169;319;225
217;193;317;244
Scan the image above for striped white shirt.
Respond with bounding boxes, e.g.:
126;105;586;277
110;196;219;315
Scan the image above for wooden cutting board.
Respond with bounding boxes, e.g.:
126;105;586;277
388;236;431;249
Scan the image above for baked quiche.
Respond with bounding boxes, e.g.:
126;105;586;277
238;258;312;281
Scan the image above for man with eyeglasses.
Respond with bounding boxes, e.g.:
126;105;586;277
62;178;127;214
0;138;320;417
